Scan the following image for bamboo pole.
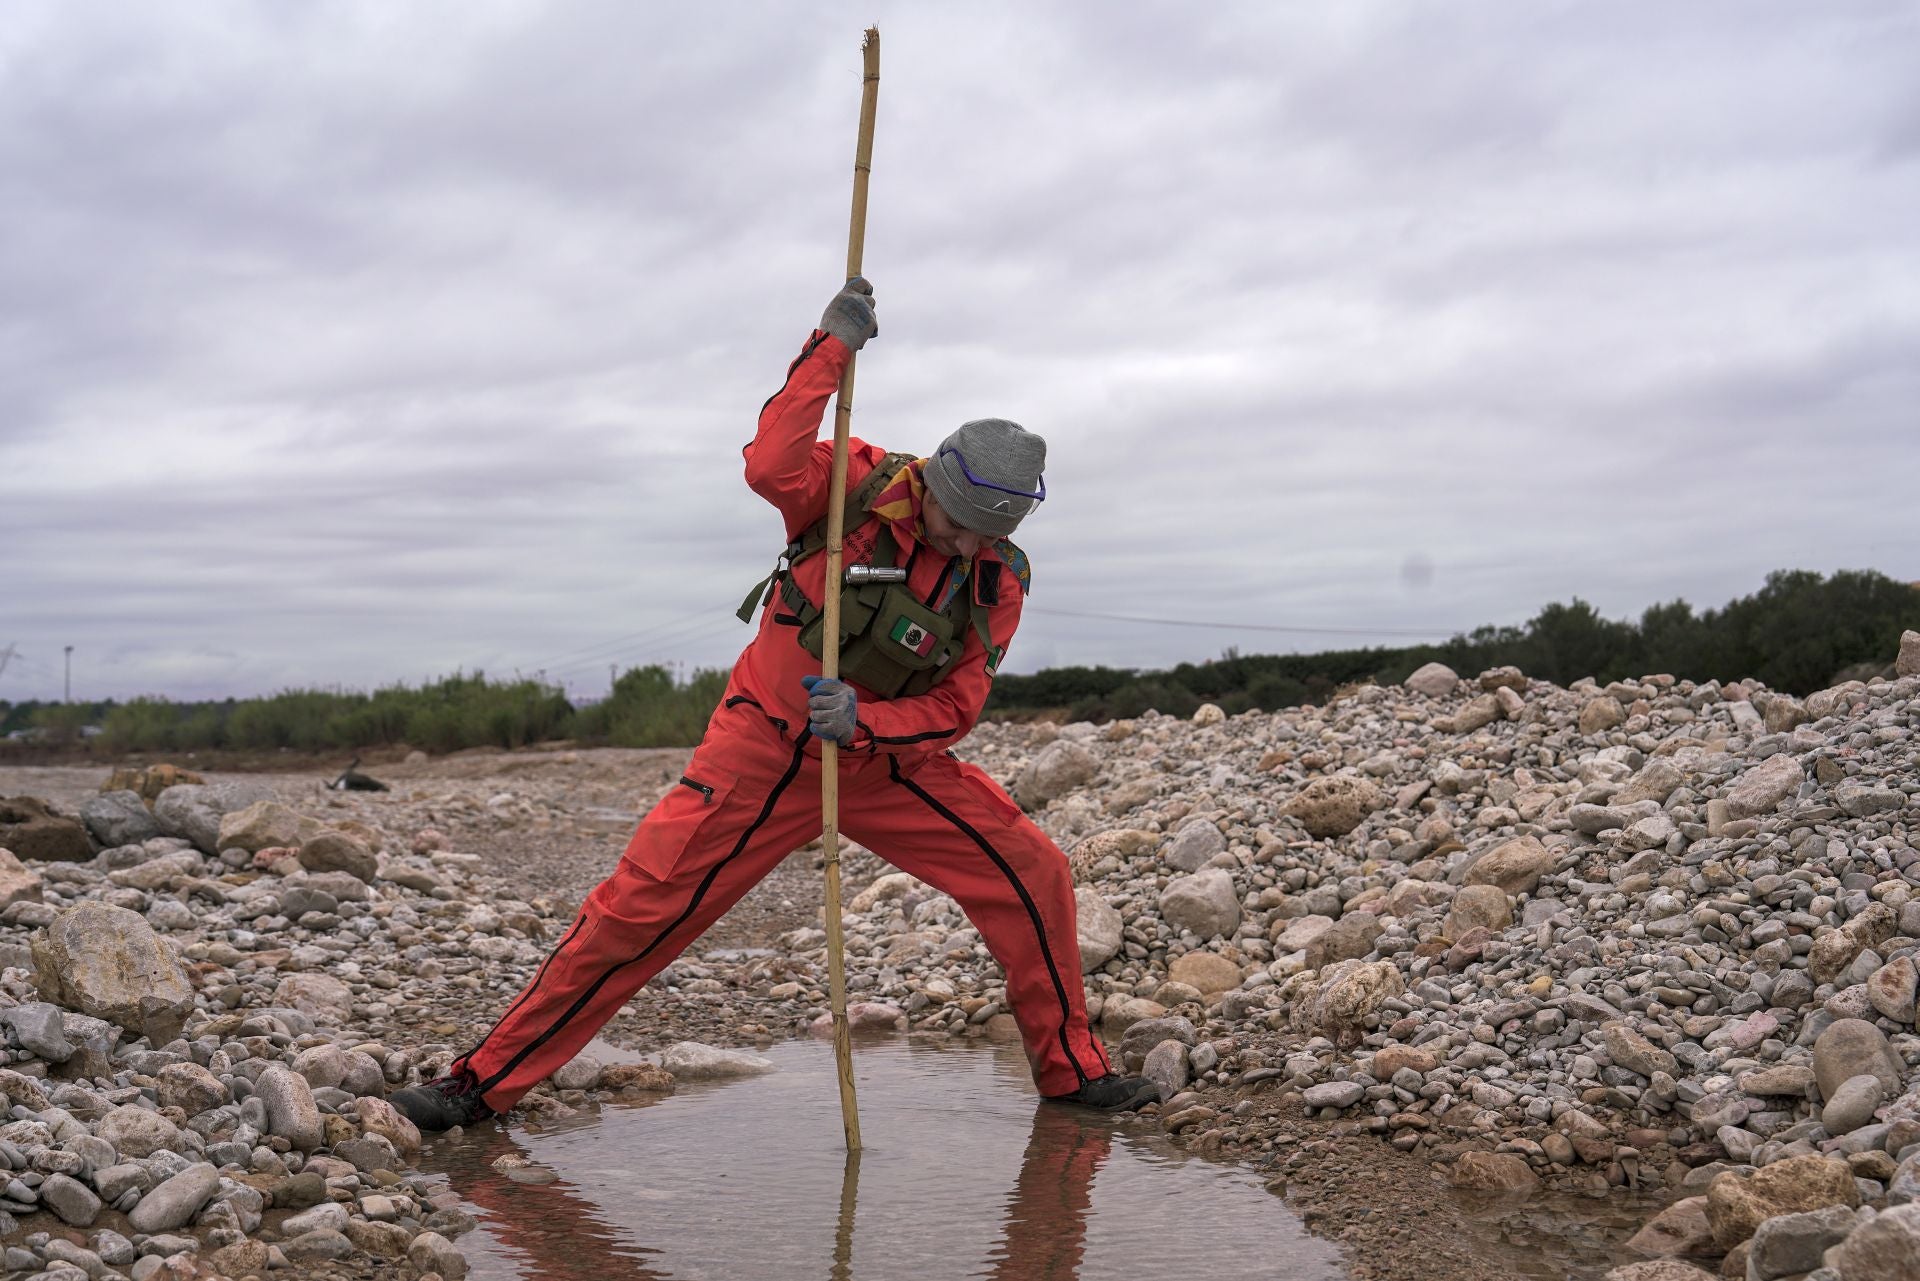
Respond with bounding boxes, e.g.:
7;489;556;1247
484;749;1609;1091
820;24;879;1154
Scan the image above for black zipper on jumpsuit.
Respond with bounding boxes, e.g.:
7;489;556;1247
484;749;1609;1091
677;776;715;804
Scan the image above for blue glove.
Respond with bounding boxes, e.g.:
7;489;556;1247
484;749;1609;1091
800;675;858;745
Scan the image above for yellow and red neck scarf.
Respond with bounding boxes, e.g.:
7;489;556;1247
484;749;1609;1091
867;457;928;543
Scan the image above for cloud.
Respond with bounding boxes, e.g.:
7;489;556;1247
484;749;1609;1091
4;0;1917;704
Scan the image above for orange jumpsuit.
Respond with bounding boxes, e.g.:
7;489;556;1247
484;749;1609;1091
455;330;1111;1108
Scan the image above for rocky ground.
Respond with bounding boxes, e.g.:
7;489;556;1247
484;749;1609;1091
0;628;1915;1281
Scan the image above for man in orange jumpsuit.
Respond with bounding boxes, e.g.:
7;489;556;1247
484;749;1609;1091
394;280;1156;1131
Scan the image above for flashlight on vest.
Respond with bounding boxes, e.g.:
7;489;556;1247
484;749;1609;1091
844;565;908;585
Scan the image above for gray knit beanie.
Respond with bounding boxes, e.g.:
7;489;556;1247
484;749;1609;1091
924;418;1047;538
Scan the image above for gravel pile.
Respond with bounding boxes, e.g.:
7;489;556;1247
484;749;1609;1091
795;632;1920;1279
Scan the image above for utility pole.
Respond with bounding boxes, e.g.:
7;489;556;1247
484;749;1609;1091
64;646;73;703
0;644;16;680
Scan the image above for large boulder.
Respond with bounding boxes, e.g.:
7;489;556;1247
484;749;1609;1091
1897;629;1920;678
1014;740;1097;810
1304;914;1382;969
0;848;46;910
1074;887;1122;972
297;832;378;883
79;791;162;848
1703;1154;1858;1250
1280;774;1386;839
658;1042;775;1079
1158;868;1241;939
31;902;195;1043
127;1163;220;1234
1462;835;1555;895
0;796;92;862
257;1066;324;1149
1404;662;1459;698
1624;1196;1717;1259
1724;755;1804;820
153;781;276;854
1162;820;1226;872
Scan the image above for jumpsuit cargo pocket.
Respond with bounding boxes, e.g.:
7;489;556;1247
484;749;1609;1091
620;770;738;883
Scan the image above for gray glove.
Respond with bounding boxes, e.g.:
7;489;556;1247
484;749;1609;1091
820;277;878;351
800;675;858;745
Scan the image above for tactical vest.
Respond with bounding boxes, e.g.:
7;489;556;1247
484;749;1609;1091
736;452;1013;698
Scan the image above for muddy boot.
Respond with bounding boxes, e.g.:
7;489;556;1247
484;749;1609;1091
1044;1073;1161;1113
390;1071;495;1132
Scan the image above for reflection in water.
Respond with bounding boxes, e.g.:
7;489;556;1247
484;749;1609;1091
418;1038;1346;1281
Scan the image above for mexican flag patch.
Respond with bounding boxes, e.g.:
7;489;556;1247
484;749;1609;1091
985;645;1006;677
890;616;938;657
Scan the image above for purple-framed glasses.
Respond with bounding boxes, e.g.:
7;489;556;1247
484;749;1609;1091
939;447;1046;502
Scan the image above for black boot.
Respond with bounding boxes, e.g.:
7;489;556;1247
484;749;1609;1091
390;1071;495;1132
1044;1073;1161;1113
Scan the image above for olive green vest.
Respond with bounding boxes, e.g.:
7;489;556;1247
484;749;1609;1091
737;453;1009;698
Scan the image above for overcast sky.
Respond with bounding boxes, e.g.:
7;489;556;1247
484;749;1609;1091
4;1;1917;705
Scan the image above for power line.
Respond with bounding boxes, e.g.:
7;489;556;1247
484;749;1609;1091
1025;605;1460;638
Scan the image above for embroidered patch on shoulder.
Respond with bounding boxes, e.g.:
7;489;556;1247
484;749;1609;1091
992;540;1031;595
985;645;1007;677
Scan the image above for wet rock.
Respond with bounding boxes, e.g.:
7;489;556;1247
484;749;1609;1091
1813;1019;1903;1100
1829;1202;1920;1281
0;796;92;862
79;792;162;848
1462;835;1554;895
297;831;378;882
354;1096;423;1156
0;847;46;910
408;1229;469;1280
1821;1075;1886;1136
1745;1203;1857;1279
1015;740;1097;810
1624;1196;1716;1258
256;1066;324;1150
336;1133;399;1173
1074;887;1122;972
550;1053;603;1092
602;1064;675;1093
127;1163;220;1233
1158;868;1241;939
1280;775;1386;839
1704;1154;1858;1250
1447;1151;1539;1192
1404;663;1459;697
272;972;355;1023
284;1229;355;1263
31;901;195;1043
658;1042;776;1079
1142;1040;1189;1097
1724;755;1804;820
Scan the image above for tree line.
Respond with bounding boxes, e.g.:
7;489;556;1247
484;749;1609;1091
4;569;1913;756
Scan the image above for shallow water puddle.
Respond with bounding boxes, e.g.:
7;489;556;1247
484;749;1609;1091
416;1037;1348;1280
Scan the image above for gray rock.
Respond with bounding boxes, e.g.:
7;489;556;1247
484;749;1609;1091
297;832;378;882
1813;1019;1902;1100
1158;868;1241;939
1821;1075;1886;1136
1014;740;1098;810
1404;662;1459;698
1829;1202;1920;1281
1303;1081;1365;1109
96;1105;182;1159
255;1067;324;1150
79;792;162;848
1725;755;1804;820
1074;887;1122;972
1163;820;1226;873
283;1229;355;1263
1142;1039;1189;1098
0;1001;73;1062
1897;630;1920;678
38;1173;100;1226
126;1162;220;1233
152;781;274;854
283;1201;349;1235
1746;1203;1856;1280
